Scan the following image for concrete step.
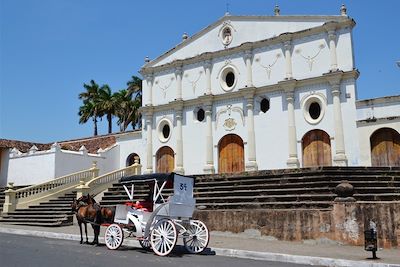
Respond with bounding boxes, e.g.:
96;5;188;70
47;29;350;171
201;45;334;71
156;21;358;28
2;213;69;219
198;201;334;210
0;219;72;227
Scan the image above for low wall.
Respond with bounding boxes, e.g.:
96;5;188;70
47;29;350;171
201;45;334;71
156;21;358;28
194;202;400;248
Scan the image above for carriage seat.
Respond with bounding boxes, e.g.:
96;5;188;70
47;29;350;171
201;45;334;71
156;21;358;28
124;201;153;212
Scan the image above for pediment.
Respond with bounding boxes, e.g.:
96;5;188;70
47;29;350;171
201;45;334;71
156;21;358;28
145;15;349;69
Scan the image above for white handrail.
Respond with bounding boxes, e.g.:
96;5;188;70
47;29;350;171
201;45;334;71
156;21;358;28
15;168;96;199
86;164;140;188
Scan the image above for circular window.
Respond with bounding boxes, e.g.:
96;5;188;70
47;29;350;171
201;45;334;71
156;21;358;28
220;66;237;91
162;124;170;139
309;102;321;120
260;98;270;113
157;119;172;143
197;108;205;122
302;94;326;125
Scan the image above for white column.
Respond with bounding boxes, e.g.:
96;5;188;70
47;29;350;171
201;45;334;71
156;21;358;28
204;60;212;95
145;74;153;105
245;95;258;171
244;50;253;87
328;77;348;166
283;40;293;79
328;30;338;71
144;111;153;174
279;79;300;168
174;108;184;174
175;66;183;100
203;103;215;174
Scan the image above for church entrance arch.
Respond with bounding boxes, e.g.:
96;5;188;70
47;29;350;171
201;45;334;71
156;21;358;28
370;128;400;167
126;153;140;167
156;146;175;173
302;129;332;167
218;134;244;174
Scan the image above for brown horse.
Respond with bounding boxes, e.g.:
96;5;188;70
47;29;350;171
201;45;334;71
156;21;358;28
72;194;114;245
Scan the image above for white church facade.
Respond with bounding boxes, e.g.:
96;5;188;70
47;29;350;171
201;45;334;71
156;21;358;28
1;6;399;186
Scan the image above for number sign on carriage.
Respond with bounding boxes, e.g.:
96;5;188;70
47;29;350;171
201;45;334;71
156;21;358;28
173;174;194;203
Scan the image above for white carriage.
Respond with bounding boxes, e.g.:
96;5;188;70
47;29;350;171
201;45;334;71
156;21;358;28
104;172;209;256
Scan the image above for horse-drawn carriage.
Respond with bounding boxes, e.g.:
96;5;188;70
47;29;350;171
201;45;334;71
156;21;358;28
104;172;209;256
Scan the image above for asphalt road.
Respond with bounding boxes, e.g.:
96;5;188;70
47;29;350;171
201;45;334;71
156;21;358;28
0;233;314;267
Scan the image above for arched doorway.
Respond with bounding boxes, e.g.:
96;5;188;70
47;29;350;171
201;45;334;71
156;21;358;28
302;129;332;167
370;128;400;167
126;153;140;167
156;146;175;173
218;134;244;174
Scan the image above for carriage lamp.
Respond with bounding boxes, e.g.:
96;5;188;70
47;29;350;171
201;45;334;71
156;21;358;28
364;220;378;259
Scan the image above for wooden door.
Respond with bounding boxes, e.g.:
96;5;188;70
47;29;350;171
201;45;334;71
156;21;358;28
218;134;244;173
156;146;175;173
302;130;332;167
370;128;400;167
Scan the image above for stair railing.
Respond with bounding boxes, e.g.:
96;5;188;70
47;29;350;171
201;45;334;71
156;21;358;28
2;163;98;213
76;157;141;199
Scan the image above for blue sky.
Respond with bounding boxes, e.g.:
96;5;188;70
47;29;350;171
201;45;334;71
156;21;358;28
0;0;399;143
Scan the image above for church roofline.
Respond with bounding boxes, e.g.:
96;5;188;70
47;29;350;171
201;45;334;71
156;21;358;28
140;16;355;75
356;95;400;107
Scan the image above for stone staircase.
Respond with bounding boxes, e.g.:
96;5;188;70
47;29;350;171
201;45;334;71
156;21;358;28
0;185;27;214
100;167;400;210
0;187;5;212
0;192;76;226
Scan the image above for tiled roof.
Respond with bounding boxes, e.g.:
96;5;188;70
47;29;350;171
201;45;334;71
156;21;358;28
0;131;136;154
0;139;50;153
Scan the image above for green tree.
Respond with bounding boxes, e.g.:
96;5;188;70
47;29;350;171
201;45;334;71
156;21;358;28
98;85;116;134
78;80;101;136
126;75;142;129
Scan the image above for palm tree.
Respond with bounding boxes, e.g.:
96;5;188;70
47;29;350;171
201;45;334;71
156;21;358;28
78;100;99;136
98;85;115;134
78;80;101;136
126;76;142;130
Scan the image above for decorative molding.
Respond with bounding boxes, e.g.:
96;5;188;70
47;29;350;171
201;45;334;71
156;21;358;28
155;76;175;98
295;43;326;71
184;71;203;94
255;53;282;79
223;118;237;131
215;104;244;130
140;70;359;114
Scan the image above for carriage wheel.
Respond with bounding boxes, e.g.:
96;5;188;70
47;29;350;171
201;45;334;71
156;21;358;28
139;238;152;251
183;220;209;254
104;224;124;250
150;219;177;256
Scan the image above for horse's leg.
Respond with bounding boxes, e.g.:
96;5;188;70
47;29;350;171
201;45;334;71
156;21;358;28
91;224;100;246
78;221;83;244
84;222;89;244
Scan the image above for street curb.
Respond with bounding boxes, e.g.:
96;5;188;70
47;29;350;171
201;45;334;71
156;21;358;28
0;227;398;267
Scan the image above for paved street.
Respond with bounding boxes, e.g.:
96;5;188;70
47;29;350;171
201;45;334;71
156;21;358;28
0;233;312;267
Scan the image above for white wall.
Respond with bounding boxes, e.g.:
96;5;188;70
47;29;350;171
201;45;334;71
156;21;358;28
117;132;145;170
54;150;104;177
8;152;56;186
